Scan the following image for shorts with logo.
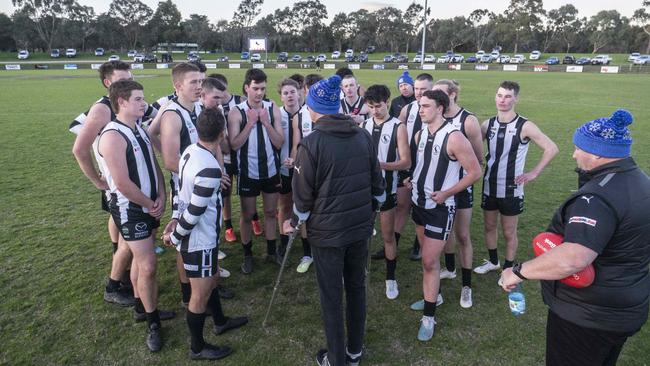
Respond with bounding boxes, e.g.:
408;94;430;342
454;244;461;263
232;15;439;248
280;173;293;195
411;204;456;241
238;174;281;197
380;193;397;211
110;208;160;242
455;184;474;210
480;194;524;216
181;248;218;278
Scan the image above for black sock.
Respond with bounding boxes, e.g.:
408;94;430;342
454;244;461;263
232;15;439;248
302;237;311;257
413;236;420;250
266;239;277;255
121;270;132;287
243;241;253;256
386;259;397;280
488;249;499;265
394;232;401;246
462;268;472;287
423;300;437;317
106;278;121;292
146;309;161;328
112;242;118;254
503;260;514;269
224;219;233;230
445;253;456;272
252;212;259;221
181;282;192;304
208;288;227;326
187;310;206;353
135;297;145;314
280;235;289;255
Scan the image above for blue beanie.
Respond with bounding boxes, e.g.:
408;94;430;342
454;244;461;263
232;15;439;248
306;74;341;115
397;71;414;88
573;109;633;158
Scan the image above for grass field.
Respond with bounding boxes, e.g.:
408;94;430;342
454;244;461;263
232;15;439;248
0;68;648;365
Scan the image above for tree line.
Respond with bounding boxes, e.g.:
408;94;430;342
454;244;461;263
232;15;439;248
3;0;650;54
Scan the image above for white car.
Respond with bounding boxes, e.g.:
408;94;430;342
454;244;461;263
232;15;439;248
127;50;137;58
95;48;105;56
633;55;650;65
490;51;500;61
108;55;120;61
436;55;449;63
475;50;485;58
18;50;29;60
133;54;144;62
65;48;77;58
413;54;422;63
479;54;492;63
424;54;435;63
510;54;525;64
331;51;341;59
529;50;541;60
628;52;640;62
450;54;464;63
496;55;510;64
591;54;612;65
345;49;354;58
317;54;326;62
250;53;261;62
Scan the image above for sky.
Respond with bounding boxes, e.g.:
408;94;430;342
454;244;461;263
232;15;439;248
1;0;643;23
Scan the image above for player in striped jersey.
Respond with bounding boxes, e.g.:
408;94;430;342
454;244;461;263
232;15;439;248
163;108;247;360
71;61;135;306
228;69;284;274
289;73;305;103
149;60;206;117
98;80;173;352
432;80;484;308
404;90;481;341
475;81;558;275
340;74;370;125
362;85;411;300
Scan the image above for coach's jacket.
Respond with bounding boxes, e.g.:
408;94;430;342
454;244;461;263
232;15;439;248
291;114;385;248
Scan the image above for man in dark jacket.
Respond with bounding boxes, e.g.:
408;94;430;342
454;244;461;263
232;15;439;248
284;75;385;366
500;109;650;366
389;71;415;118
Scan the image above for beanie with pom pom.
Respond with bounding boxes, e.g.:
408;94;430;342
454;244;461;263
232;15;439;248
573;109;633;158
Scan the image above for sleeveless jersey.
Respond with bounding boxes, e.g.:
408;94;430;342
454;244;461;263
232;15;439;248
341;96;366;116
362;117;401;195
297;104;314;139
222;95;242;166
445;108;474;185
236;100;280;180
279;106;298;177
405;100;424;170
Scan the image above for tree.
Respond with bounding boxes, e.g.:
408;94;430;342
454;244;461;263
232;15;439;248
11;8;39;49
0;13;16;51
403;2;424;53
12;0;78;51
347;9;377;51
374;7;404;52
503;0;545;52
231;0;264;50
587;10;628;53
146;0;183;46
329;13;350;51
108;0;152;49
182;14;212;49
292;0;328;52
434;16;473;52
632;0;650;53
468;9;495;51
68;4;96;51
545;5;583;53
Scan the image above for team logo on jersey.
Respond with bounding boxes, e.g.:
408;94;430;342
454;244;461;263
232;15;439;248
381;134;391;144
433;145;441;155
568;216;597;227
498;131;505;138
418;139;426;151
488;128;497;140
580;195;594;204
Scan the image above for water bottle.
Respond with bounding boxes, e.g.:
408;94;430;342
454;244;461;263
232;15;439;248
508;283;526;316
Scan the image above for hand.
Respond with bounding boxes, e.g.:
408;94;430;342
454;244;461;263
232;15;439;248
149;195;165;219
350;114;364;126
259;108;271;127
245;108;259;129
515;170;539;185
499;268;523;292
95;176;109;191
282;219;295;234
403;177;412;190
161;219;178;247
431;190;449;205
220;174;231;191
283;157;294;168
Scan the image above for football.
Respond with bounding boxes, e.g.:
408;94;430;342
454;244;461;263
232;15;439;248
531;232;595;288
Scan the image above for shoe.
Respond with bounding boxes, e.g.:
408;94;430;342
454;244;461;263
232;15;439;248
218;266;231;278
440;268;457;280
346;348;363;366
473;259;500;274
104;290;136;306
410;294;443;311
218;250;226;260
316;349;331;366
460;286;473;308
189;343;232;360
370;248;385;260
218;285;234;299
213;316;249;335
241;255;253;274
409;243;421;261
296;256;313;273
224;228;237;243
385;280;399;300
146;323;162;352
265;253;283;266
417;316;436;341
134;309;177;322
252;219;263;236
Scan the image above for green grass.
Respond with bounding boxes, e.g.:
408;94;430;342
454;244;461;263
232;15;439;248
0;69;648;365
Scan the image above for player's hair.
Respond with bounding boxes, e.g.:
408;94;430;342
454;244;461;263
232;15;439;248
244;68;267;86
289;73;305;89
364;84;391;104
202;77;226;92
336;67;354;78
109;80;143;114
197;108;226;142
422;89;450;115
415;73;434;82
304;74;323;89
499;80;520;96
188;60;207;73
277;78;300;94
434;79;460;102
342;74;357;84
172;62;200;83
209;73;228;86
99;61;130;85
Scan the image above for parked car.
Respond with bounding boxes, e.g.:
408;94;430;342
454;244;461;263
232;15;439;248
529;50;541;60
219;55;229;62
510;54;525;64
479;54;492;63
450;54;464;63
562;55;575;64
108;55;120;61
383;55;395;62
490;50;500;61
545;57;560;65
187;51;201;62
250;53;261;62
18;50;29;60
65;48;77;58
291;54;302;62
395;54;408;63
465;55;478;63
358;52;369;63
241;51;250;60
437;55;449;63
628;52;641;62
413;54;422;63
633;55;650;65
143;53;158;63
424;54;435;63
331;50;341;59
306;55;315;62
475;50;485;58
94;47;105;56
591;54;611;65
496;55;510;64
365;46;376;53
133;53;144;62
317;54;326;62
277;52;288;62
345;49;354;58
575;57;591;65
50;49;60;58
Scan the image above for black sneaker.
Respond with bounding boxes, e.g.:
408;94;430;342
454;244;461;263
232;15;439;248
189;343;232;360
316;349;331;366
409;242;421;261
218;285;235;299
241;255;253;274
265;253;284;266
213;316;249;335
104;290;136;306
146;323;162;352
370;248;385;260
346;348;363;366
134;309;176;322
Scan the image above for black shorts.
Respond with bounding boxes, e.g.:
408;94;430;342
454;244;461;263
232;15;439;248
397;171;410;188
101;190;110;212
181;248;218;278
454;185;474;210
380;193;397;212
238;174;281;197
411;205;455;241
111;210;160;242
225;162;238;176
280;174;292;195
169;177;179;216
480;194;524;216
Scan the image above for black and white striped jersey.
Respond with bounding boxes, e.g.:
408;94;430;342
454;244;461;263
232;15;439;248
170;143;223;252
411;123;461;209
279;106;298;177
482;114;530;198
405;100;424;170
236;100;281;180
70;95;155;134
362;117;401;195
69;96;115;180
297;104;314;139
222;95;242;167
151;92;177;114
445;108;475;186
100;120;160;221
340;96;367;116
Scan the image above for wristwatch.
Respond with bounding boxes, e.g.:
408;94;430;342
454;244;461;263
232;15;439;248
512;262;528;280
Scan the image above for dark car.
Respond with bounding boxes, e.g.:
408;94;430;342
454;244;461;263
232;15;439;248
277;52;288;62
365;46;376;54
358;52;368;63
306;55;315;62
241;51;250;60
383;55;395;62
143;53;158;63
219;56;229;62
545;57;560;65
562;55;575;64
187;51;201;62
395;54;408;63
160;52;173;62
345;55;357;62
291;54;302;62
465;56;478;63
575;57;591;65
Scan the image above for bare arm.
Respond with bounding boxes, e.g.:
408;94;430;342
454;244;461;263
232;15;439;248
290;113;301;160
398;103;408;124
431;132;481;204
381;123;411;171
159;111;183;173
464;115;484;165
480;119;490;141
72;103;111;190
145;100;172;153
263;105;285;149
516;121;559;185
228;107;254;151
